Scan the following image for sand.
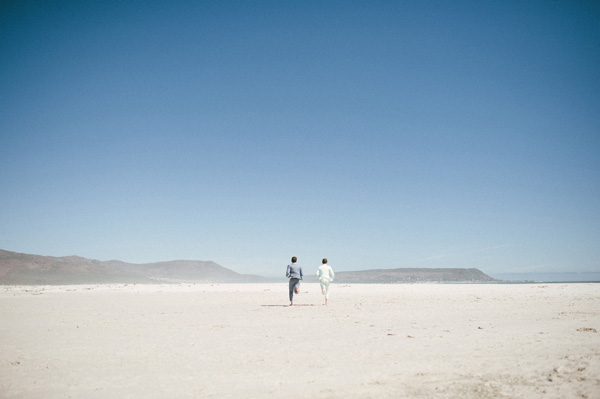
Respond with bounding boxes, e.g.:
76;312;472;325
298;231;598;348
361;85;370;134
1;283;599;398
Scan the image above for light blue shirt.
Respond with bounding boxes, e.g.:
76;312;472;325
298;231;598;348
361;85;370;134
286;263;303;279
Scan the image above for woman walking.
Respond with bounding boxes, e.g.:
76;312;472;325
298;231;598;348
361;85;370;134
316;258;335;305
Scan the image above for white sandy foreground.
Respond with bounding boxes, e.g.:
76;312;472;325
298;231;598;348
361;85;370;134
1;283;599;399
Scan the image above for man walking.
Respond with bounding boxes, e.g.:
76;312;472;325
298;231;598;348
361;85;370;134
286;256;303;306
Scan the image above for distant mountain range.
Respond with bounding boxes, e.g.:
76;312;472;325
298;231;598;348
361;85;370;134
303;267;496;284
0;249;265;284
1;249;497;285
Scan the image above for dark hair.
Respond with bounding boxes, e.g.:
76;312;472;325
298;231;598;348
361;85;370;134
291;256;297;263
322;258;327;264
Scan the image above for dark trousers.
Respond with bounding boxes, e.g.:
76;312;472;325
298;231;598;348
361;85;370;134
289;278;301;301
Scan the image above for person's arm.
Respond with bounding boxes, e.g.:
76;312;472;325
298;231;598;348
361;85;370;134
300;267;303;279
330;268;335;281
286;265;290;278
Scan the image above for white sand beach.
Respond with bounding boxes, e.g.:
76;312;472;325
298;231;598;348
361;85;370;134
1;283;599;398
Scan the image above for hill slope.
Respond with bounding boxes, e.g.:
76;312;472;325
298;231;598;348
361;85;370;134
0;249;264;284
303;267;496;283
1;249;496;284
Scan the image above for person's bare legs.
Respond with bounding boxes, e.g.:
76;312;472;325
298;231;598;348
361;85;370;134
319;281;329;305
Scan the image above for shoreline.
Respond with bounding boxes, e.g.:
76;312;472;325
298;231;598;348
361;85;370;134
2;279;600;291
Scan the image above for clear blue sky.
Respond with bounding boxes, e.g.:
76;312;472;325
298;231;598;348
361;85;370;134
1;1;599;277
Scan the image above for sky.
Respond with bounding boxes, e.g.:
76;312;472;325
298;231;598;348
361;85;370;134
1;0;599;277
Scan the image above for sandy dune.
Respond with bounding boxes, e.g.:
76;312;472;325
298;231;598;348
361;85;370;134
1;283;599;398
